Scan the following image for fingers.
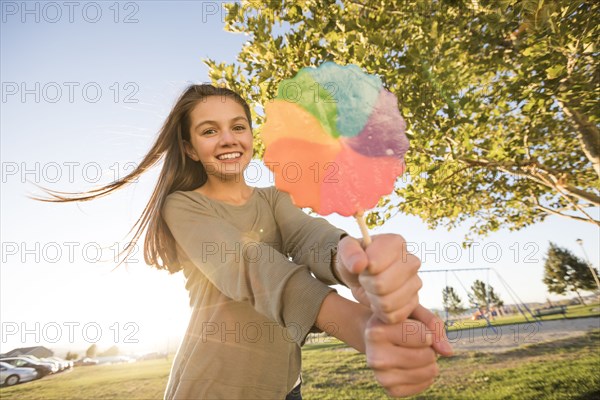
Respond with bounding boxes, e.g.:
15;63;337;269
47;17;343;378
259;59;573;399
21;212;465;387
366;343;436;370
365;233;407;274
374;364;439;390
359;254;422;323
364;234;408;274
337;235;369;274
358;253;421;296
372;294;420;325
365;317;433;349
410;305;454;356
365;316;439;398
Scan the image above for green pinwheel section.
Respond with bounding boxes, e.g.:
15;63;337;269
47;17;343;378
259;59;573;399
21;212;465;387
277;68;340;138
276;62;382;139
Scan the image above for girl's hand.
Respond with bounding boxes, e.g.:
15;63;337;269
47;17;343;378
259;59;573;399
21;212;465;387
336;234;422;324
335;237;371;306
365;309;450;398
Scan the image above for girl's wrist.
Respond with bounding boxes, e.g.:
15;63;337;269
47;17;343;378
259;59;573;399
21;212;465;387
331;233;350;286
316;292;372;353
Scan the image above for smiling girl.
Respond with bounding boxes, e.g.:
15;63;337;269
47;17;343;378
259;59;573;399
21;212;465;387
33;84;452;399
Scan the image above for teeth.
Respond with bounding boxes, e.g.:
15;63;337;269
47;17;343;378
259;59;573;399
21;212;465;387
217;152;241;160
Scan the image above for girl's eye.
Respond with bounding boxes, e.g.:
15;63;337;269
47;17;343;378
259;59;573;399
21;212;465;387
202;129;216;136
233;125;246;132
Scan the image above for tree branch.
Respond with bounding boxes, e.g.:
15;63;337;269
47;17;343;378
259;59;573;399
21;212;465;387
533;202;600;225
457;157;600;206
528;188;597;224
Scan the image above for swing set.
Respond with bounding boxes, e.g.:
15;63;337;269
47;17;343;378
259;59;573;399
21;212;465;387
419;267;543;332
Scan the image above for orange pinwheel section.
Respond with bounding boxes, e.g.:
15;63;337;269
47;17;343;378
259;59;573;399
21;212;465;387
320;144;406;216
263;137;340;212
261;100;341;147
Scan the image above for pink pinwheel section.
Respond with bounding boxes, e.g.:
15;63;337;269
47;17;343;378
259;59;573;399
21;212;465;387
320;145;406;216
263;137;405;216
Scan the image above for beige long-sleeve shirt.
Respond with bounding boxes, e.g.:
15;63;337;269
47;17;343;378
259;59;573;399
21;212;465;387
162;186;347;399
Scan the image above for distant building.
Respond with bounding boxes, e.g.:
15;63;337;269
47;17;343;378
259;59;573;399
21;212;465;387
1;346;54;358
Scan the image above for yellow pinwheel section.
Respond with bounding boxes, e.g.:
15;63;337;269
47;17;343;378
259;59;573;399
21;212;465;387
261;100;341;148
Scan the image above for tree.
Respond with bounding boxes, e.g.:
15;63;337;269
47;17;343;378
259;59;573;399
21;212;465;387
206;0;599;241
99;345;120;357
469;279;504;311
85;344;97;358
543;242;597;305
442;286;465;315
65;351;79;361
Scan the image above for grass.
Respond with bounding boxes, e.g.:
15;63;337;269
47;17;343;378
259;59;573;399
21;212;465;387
301;330;600;399
0;359;169;399
446;302;600;331
1;328;598;399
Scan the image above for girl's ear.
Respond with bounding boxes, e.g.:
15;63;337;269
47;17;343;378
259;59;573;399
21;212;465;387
183;140;199;162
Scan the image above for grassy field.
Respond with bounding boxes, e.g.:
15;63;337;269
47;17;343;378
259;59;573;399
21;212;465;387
446;303;600;331
1;328;598;399
301;330;600;399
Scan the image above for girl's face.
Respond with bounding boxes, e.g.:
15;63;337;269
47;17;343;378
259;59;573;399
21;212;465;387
185;96;253;180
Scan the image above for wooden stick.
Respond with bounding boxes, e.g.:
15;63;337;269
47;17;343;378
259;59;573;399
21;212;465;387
355;210;372;247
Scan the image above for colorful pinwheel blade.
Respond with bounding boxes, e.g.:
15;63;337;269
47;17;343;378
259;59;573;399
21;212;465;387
262;62;409;216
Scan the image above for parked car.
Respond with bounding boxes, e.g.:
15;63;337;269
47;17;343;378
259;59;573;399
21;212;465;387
0;357;54;377
95;355;135;365
46;356;73;370
19;355;61;372
74;357;98;366
0;361;38;386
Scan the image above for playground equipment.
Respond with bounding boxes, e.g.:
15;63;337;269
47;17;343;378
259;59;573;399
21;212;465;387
419;267;543;330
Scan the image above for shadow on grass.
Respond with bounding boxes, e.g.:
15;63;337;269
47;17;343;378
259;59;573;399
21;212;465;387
442;329;600;366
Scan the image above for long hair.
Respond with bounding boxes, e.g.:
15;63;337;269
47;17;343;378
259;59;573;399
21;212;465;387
29;84;253;273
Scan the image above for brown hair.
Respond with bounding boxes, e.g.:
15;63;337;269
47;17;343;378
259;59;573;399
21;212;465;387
29;84;253;273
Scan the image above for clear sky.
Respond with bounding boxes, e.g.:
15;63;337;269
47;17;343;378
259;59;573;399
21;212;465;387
1;1;598;357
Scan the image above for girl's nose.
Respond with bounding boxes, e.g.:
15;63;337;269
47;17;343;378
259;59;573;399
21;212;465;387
219;129;236;145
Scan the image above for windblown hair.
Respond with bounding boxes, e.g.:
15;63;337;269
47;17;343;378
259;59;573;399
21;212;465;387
30;84;253;273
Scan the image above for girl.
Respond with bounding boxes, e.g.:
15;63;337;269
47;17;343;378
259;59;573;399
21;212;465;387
34;84;452;399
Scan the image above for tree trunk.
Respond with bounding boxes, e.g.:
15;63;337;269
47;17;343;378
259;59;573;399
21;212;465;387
574;289;587;306
562;104;600;179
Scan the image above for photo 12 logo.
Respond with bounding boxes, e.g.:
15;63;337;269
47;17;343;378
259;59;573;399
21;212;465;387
1;2;140;24
2;82;140;104
1;321;140;344
2;161;140;185
2;241;141;264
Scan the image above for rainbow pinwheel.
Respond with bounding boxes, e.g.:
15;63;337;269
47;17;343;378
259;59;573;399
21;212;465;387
261;62;409;241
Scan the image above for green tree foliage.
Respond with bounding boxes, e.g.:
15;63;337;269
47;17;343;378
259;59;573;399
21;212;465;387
543;242;597;305
469;279;504;309
442;286;466;315
206;0;599;240
85;344;97;358
65;351;78;360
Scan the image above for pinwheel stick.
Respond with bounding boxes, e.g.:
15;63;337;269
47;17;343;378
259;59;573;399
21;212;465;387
354;210;372;247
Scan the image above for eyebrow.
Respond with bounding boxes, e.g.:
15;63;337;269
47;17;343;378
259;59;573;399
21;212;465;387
194;116;248;132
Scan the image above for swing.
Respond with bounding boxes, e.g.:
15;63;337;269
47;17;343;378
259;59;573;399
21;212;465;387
420;267;542;334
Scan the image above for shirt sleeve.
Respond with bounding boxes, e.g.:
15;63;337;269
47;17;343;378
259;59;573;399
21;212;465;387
162;192;335;346
270;188;348;286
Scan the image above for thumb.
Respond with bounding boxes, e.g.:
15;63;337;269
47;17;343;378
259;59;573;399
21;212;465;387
337;235;369;274
410;304;453;357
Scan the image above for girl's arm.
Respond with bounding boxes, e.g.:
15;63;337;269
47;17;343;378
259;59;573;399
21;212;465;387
315;292;371;353
163;192;336;347
270;188;349;286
